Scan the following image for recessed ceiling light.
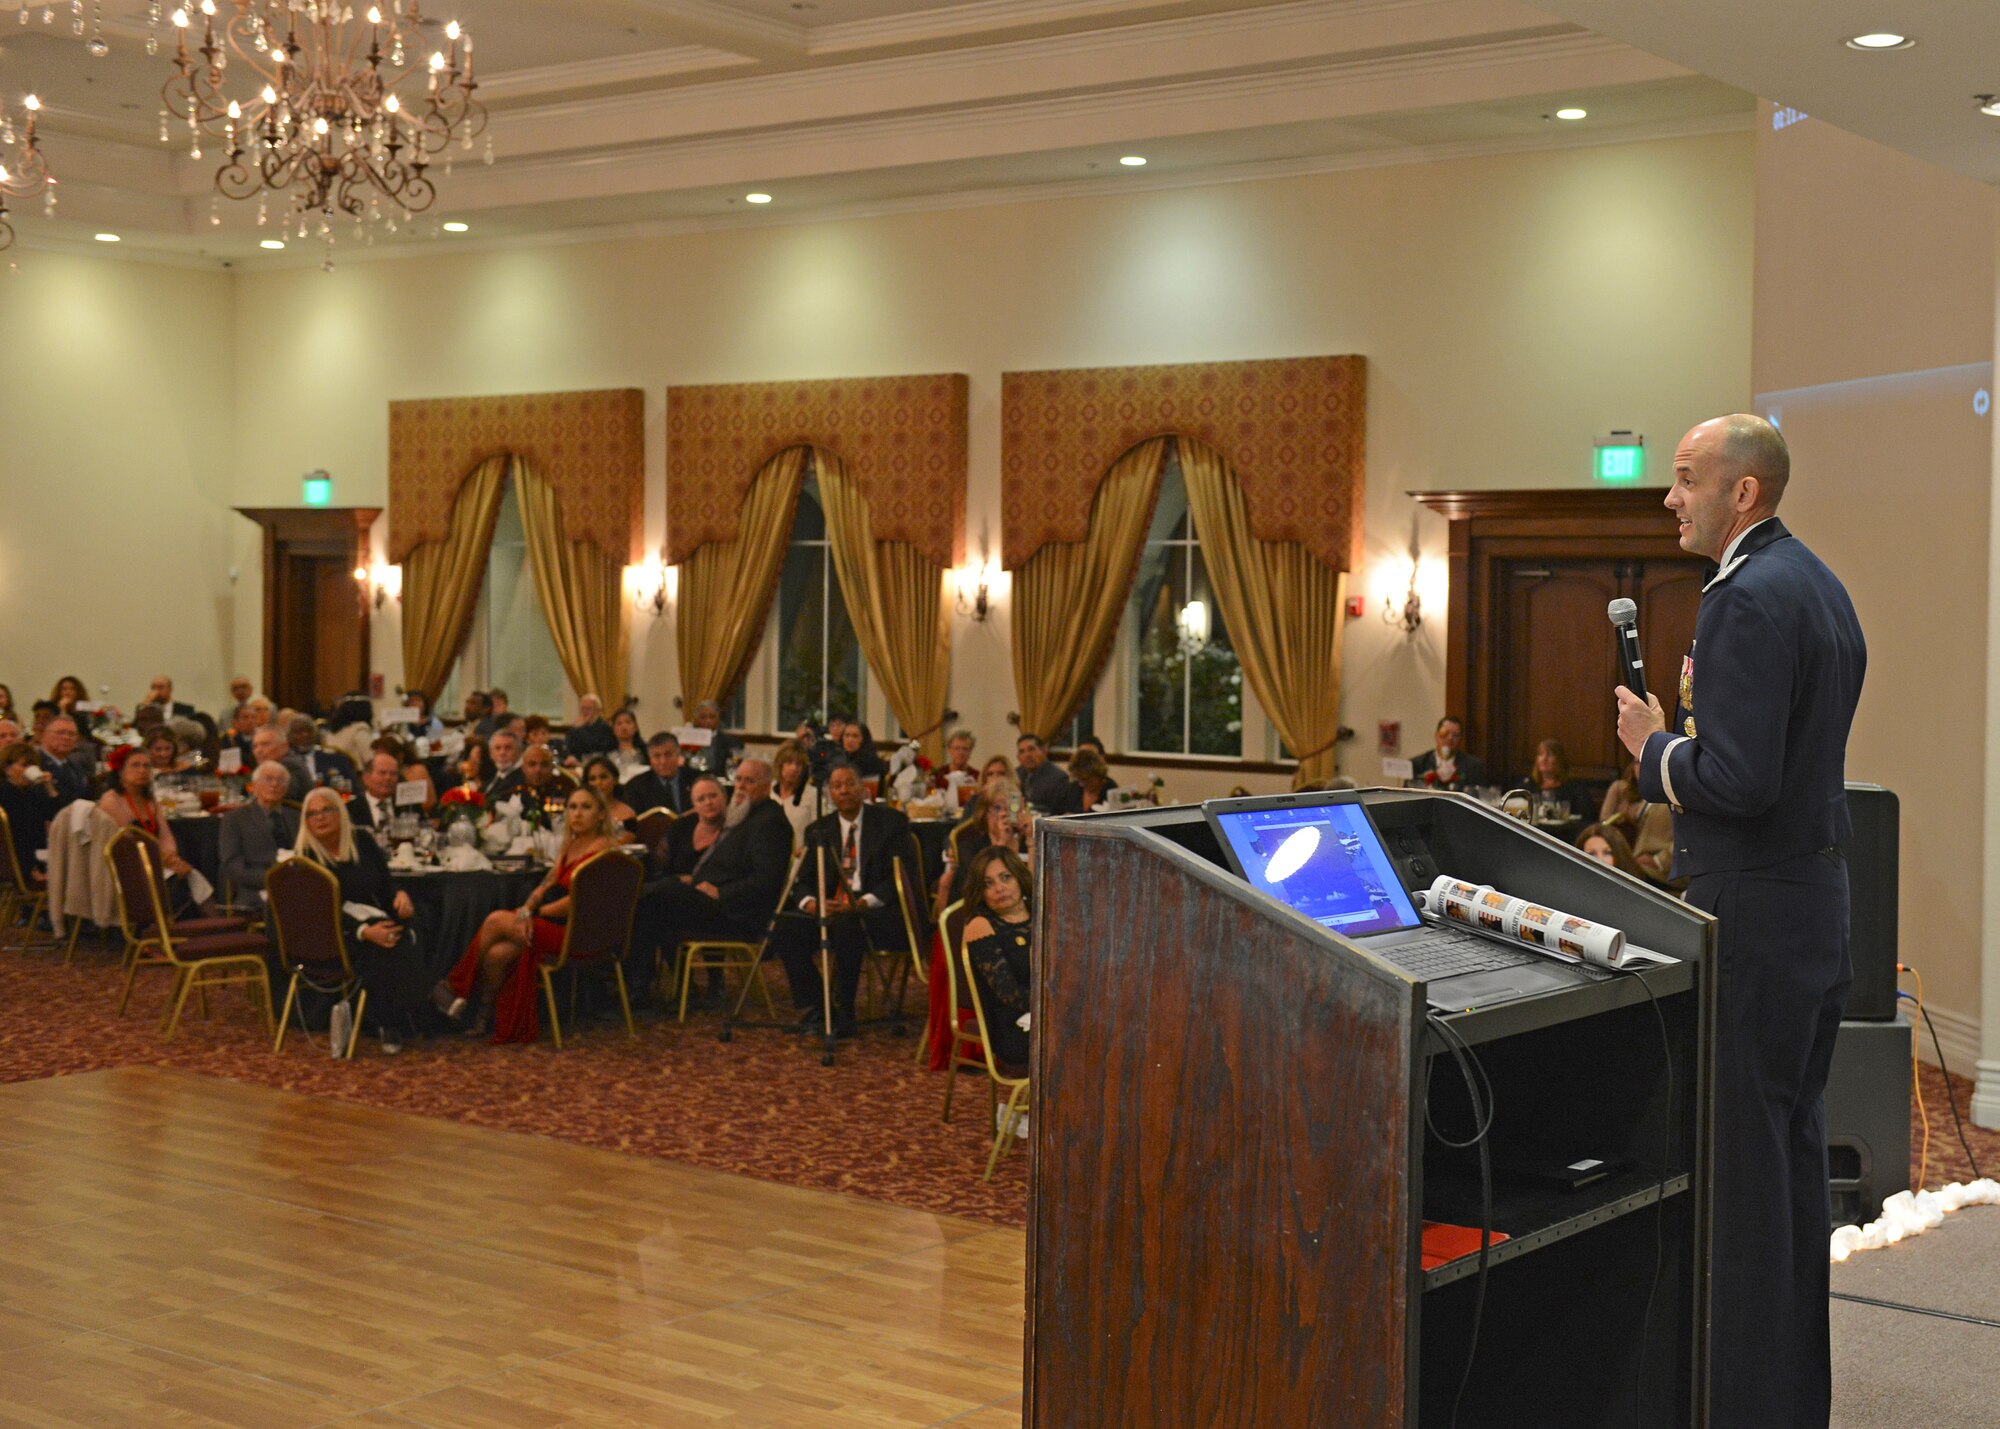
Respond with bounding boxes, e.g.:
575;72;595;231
260;239;285;250
93;232;120;242
744;192;773;204
1846;32;1913;50
1554;107;1588;121
442;220;469;232
1119;155;1147;167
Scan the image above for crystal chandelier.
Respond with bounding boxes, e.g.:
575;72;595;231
160;0;488;263
0;94;55;253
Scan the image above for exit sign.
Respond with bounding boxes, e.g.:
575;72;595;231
302;470;333;506
1594;433;1643;483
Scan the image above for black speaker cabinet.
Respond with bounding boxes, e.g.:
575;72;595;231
1841;783;1898;1021
1825;1018;1911;1227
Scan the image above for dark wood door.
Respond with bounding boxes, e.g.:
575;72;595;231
237;507;377;718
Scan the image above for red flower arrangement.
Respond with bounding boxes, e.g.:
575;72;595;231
438;784;485;829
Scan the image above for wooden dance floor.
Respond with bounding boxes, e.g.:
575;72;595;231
0;1068;1025;1427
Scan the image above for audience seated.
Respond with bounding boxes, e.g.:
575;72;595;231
144;675;197;721
1599;761;1677;885
393;691;445;743
0;684;14;723
36;716;94;807
251;725;306;800
832;722;886;780
144;727;188;777
482;728;523;798
348;750;405;833
226;675;255;712
286;715;356;789
688;699;743;774
1013;733;1072;815
0;717;20;747
98;748;204;912
582;757;637;831
477;687;511;738
49;675;89;726
461;689;493;734
607;708;648;779
223;702;261;767
961;845;1035;1075
770;764;912;1039
491;743;576;812
294;787;429;1051
433;785;619;1042
522;714;558;756
565;694;617;759
937;788;1028;915
1063;748;1111;813
1577;821;1647;881
619;732;696;816
770;740;818;851
938;728;978;788
979;754;1013;788
1410;715;1488;789
1519;738;1593;818
457;735;496;792
219;762;299;902
0;740;57;885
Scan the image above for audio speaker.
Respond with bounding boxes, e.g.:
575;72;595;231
1841;783;1898;1021
1824;1018;1911;1227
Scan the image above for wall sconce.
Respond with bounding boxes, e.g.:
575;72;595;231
1175;598;1210;656
1382;560;1422;634
353;561;402;611
954;557;999;622
629;551;673;618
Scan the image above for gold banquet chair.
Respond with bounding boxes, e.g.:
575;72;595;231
537;848;645;1049
672;852;798;1024
862;834;930;1026
959;923;1031;1182
107;829;273;1041
633;807;678;860
0;803;54;954
935;899;993;1126
265;857;368;1058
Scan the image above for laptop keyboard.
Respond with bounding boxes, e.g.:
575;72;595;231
1369;929;1539;981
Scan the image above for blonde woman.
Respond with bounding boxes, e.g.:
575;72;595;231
293;787;429;1051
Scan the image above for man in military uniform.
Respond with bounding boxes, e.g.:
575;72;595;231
1616;414;1865;1429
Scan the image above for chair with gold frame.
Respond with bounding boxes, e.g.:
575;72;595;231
537;847;645;1049
107;830;273;1041
265;856;367;1058
958;920;1031;1181
633;807;677;859
672;851;799;1024
933;899;992;1125
860;833;929;1028
0;804;55;954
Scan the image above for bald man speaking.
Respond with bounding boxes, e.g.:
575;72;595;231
1616;415;1865;1428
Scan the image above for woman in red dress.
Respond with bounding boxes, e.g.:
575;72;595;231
432;783;617;1043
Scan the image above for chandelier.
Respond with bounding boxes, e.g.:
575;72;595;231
0;93;54;253
160;0;488;262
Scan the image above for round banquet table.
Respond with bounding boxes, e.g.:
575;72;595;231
909;818;954;891
389;862;544;980
167;814;222;895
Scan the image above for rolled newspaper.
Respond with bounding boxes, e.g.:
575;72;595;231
1424;875;1628;968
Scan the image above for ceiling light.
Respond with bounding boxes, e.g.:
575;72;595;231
93;232;120;242
1119;155;1147;167
1845;32;1913;50
260;238;285;249
1554;107;1587;121
744;192;773;204
442;220;469;232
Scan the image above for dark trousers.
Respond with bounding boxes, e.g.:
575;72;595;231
771;904;907;1019
634;880;765;996
1686;850;1851;1429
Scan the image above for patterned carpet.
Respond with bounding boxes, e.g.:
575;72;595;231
2;933;1992;1229
0;931;1031;1228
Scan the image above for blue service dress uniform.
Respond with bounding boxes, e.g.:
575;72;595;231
1638;516;1866;1429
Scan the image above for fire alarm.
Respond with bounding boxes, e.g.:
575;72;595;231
1345;594;1366;619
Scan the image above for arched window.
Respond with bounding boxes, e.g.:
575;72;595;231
775;459;864;730
437;477;567;716
1129;447;1243;756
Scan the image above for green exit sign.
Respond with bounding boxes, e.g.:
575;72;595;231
302;471;333;506
1594;434;1643;483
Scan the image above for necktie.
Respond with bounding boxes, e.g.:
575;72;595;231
270;810;288;850
842;820;858;889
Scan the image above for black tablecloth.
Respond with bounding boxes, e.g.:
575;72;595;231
391;865;543;980
168;815;221;893
910;819;954;889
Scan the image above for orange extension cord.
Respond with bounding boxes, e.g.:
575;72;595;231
1897;963;1931;1192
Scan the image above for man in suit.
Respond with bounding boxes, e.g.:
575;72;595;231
1408;716;1488;789
482;728;524;801
564;693;618;759
634;760;794;1005
771;762;913;1038
620;733;696;816
476;687;511;738
687;699;743;775
1014;733;1074;815
286;715;356;789
489;743;575;812
1616;414;1864;1429
35;716;94;808
348;750;403;835
144;675;198;722
219;761;300;903
251;726;308;802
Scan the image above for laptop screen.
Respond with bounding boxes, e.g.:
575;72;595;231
1207;798;1423;939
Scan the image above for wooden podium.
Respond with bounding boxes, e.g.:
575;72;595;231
1025;791;1716;1428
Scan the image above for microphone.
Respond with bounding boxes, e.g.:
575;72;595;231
1607;598;1648;703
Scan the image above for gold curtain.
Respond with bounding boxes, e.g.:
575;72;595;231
815;447;953;759
400;455;509;705
676;446;808;709
1009;437;1170;739
515;458;630;706
1180;438;1349;786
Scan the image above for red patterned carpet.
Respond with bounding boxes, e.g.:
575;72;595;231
0;933;1030;1228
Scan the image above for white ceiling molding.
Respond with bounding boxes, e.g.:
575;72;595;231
477;45;758;103
618;0;810;60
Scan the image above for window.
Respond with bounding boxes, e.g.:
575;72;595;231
439;478;569;718
1129;447;1243;756
775;460;864;731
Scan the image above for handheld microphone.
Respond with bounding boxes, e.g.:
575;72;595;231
1607;598;1647;702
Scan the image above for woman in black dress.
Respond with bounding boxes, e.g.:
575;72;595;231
960;845;1034;1072
294;787;432;1049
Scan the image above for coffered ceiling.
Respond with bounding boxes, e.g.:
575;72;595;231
0;0;1752;264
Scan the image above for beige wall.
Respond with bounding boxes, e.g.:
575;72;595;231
1751;104;1998;1064
223;129;1752;806
0;253;239;719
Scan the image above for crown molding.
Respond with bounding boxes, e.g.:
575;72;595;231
618;0;807;60
478;45;755;103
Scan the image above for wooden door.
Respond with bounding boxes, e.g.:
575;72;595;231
237;507;377;718
1636;562;1703;728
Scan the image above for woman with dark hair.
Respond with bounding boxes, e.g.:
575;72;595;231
1576;821;1646;881
98;749;194;879
457;736;496;791
936;790;1026;916
1520;738;1592;819
293;787;430;1051
960;845;1034;1074
49;675;87;716
608;708;647;780
0;740;56;886
1066;747;1111;813
145;727;189;776
393;690;444;742
0;685;15;723
833;721;886;780
771;739;816;852
582;756;638;831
